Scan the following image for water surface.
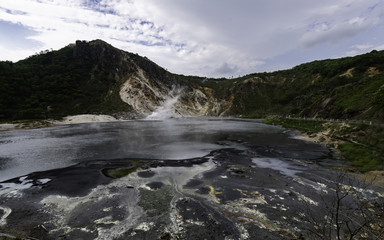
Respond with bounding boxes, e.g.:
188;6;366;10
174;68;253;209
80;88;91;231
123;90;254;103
0;118;308;181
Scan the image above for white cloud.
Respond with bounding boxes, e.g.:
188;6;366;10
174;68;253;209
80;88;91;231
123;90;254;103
354;44;374;51
346;43;384;56
0;44;40;62
0;0;383;77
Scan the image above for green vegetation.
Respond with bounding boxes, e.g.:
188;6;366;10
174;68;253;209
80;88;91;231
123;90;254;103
0;40;137;120
104;160;148;178
263;117;384;172
203;50;384;122
339;143;380;172
105;166;140;179
1;40;384;123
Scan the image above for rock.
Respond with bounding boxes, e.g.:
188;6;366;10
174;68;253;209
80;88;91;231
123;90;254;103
318;136;326;142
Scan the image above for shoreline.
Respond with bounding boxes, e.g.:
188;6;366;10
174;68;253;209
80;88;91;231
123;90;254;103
288;125;384;189
0;114;123;131
0;115;259;131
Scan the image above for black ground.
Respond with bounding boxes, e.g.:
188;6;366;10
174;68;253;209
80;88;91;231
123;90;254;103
0;135;383;239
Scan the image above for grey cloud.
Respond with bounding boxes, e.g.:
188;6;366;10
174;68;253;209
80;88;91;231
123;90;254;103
0;6;27;15
213;62;238;75
0;0;383;76
300;21;373;48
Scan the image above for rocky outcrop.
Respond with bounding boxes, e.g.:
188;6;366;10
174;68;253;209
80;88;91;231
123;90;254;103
119;67;231;117
175;88;233;116
119;68;166;115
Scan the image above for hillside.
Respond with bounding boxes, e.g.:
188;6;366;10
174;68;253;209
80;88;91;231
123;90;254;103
1;40;384;122
0;40;226;120
1;40;133;119
203;50;384;122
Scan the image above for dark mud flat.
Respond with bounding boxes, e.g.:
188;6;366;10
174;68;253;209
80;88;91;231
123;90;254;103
0;136;383;239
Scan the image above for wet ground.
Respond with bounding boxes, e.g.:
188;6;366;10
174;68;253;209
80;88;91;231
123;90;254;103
0;119;383;239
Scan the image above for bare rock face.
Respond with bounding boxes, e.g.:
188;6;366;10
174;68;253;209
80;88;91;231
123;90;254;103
175;88;233;117
119;68;231;117
119;68;165;115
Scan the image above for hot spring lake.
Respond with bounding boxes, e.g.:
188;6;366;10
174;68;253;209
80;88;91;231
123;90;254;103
1;117;383;239
0;118;304;182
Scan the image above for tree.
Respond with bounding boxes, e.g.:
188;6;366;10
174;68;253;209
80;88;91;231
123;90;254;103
297;172;384;240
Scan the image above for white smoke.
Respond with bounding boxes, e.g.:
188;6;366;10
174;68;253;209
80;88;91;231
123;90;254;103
145;88;183;120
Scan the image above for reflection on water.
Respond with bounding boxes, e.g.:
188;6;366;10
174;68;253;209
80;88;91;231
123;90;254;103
252;157;303;177
0;118;287;181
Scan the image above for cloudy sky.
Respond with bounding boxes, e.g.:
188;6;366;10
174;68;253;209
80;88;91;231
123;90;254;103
0;0;383;77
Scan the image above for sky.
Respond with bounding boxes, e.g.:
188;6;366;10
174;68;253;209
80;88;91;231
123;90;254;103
0;0;384;77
